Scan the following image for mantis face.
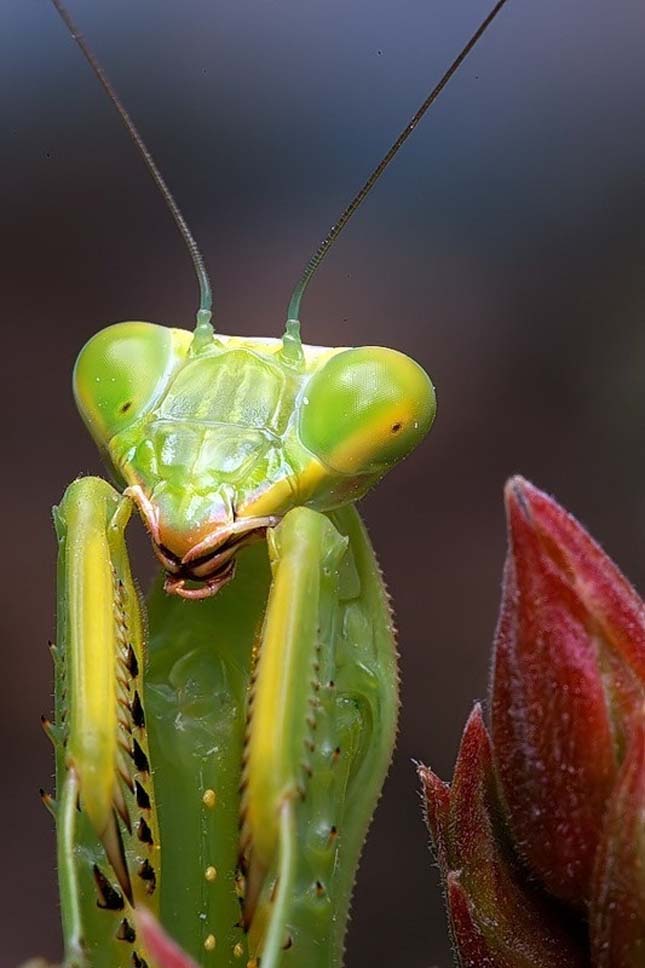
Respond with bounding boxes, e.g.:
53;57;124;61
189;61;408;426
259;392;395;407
74;320;436;597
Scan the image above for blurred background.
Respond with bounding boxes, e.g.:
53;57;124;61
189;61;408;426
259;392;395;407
2;0;645;964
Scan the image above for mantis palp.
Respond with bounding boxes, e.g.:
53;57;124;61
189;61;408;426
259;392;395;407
40;2;511;966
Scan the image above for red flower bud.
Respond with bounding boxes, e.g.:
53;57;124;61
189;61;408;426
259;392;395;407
590;710;645;965
491;477;645;905
419;705;585;967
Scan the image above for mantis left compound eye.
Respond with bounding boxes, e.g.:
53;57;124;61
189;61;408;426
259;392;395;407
299;345;436;476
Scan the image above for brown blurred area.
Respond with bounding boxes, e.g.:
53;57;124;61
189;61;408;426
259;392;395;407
3;0;645;964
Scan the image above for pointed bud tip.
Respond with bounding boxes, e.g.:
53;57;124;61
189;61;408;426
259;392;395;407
504;474;538;516
418;762;450;849
452;704;493;805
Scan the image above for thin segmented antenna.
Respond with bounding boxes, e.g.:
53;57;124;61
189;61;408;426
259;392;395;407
49;0;213;332
286;0;512;326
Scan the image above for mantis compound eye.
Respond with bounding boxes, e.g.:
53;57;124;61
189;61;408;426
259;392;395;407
300;346;436;475
73;321;184;445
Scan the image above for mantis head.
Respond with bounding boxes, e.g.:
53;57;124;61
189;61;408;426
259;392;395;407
74;320;435;597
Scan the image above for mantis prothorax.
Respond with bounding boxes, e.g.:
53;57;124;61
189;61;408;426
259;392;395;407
44;2;512;966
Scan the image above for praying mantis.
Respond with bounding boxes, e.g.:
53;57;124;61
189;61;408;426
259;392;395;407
5;4;642;963
26;0;632;959
33;1;519;966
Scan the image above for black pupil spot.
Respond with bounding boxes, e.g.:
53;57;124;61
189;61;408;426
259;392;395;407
391;422;402;433
120;401;132;414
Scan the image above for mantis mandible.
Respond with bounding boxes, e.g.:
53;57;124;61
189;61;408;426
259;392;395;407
43;2;511;966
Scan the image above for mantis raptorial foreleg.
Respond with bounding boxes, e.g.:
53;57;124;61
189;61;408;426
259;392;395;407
52;477;160;967
241;506;398;968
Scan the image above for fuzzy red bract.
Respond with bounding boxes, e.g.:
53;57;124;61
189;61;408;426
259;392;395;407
419;707;585;967
420;478;645;967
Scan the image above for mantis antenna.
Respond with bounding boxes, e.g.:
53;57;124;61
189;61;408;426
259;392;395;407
49;0;214;336
285;0;513;327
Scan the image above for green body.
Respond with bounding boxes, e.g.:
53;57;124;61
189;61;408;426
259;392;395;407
49;321;434;967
